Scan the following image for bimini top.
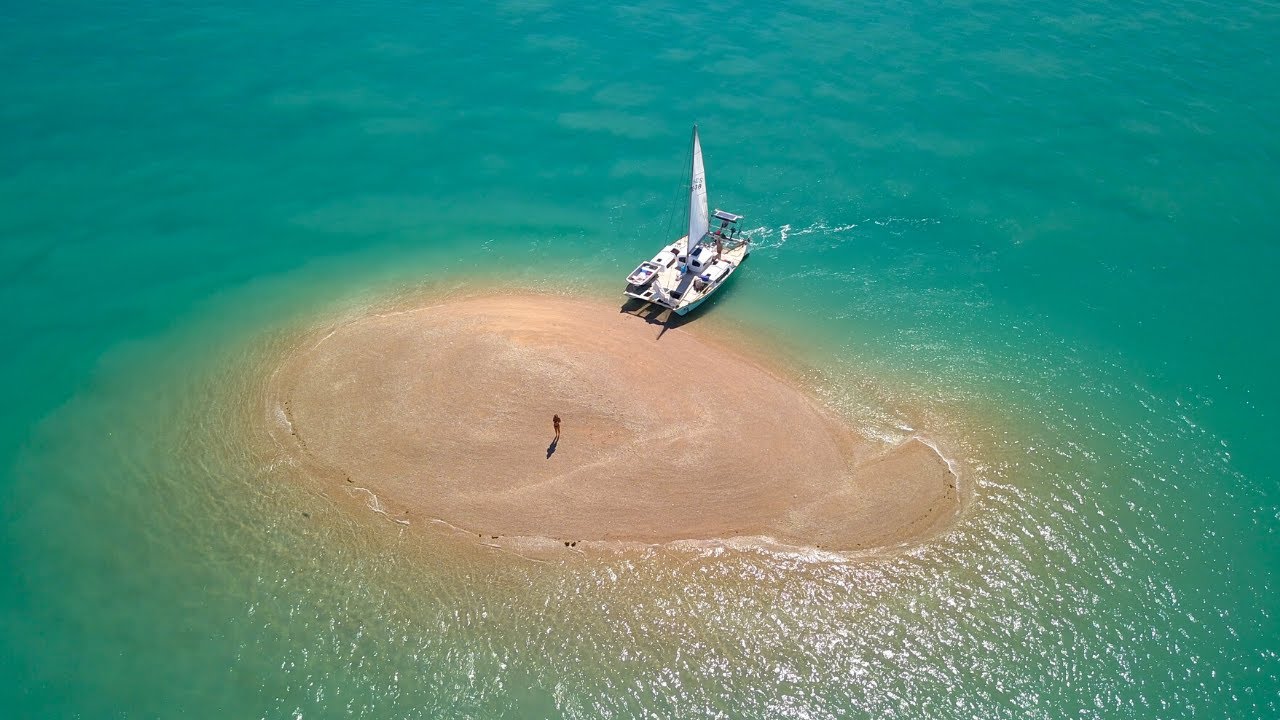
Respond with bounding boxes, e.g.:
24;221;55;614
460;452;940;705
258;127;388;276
713;209;743;223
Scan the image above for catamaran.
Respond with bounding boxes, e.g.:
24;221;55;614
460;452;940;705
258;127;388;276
624;125;750;315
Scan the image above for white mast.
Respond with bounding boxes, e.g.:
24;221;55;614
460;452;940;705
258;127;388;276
687;125;709;258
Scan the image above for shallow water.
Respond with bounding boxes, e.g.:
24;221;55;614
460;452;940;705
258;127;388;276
2;0;1278;717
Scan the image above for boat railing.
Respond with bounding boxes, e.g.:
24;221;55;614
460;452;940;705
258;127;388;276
708;232;750;250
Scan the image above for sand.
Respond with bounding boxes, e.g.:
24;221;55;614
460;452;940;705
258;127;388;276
265;293;959;552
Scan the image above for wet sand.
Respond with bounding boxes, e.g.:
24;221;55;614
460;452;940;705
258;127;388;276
265;293;958;552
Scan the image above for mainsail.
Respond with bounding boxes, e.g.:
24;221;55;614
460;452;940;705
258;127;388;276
687;126;709;258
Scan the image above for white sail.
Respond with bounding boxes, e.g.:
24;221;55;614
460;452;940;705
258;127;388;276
687;127;709;258
621;124;750;314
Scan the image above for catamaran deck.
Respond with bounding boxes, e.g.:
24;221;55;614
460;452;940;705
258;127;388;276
624;235;749;313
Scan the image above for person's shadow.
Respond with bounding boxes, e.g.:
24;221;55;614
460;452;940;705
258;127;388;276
546;437;559;459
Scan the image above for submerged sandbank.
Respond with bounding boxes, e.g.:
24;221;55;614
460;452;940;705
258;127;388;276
264;293;958;552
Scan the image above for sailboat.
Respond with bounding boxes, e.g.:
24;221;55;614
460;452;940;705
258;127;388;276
623;125;751;315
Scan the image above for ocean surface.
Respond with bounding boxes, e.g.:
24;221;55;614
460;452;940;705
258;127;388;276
3;1;1278;717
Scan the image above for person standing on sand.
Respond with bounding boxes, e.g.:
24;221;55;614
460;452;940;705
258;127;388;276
553;414;561;439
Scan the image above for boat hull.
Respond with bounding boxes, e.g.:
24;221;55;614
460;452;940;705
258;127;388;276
625;246;748;315
673;253;744;315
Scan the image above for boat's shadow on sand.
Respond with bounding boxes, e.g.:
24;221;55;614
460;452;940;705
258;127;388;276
619;299;687;340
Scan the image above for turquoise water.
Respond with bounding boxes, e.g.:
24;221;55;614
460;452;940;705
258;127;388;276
3;0;1278;716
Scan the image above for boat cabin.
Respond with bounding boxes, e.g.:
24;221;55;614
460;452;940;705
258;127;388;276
687;245;717;273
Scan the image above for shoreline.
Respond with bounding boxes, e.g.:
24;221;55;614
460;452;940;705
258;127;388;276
262;290;961;554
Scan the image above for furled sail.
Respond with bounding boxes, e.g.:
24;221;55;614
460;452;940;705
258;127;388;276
687;126;709;258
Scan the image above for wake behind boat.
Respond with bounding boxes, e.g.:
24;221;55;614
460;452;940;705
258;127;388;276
624;125;751;316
